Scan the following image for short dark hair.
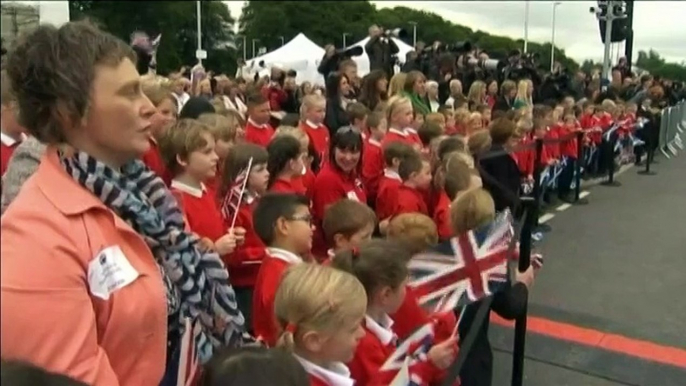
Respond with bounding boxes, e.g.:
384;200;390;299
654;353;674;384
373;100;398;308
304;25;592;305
398;150;423;181
322;199;376;243
438;136;466;161
202;347;309;386
489;118;516;145
346;102;369;123
253;193;310;245
5;20;135;144
418;121;443;146
267;135;303;188
246;91;269;108
366;111;385;130
382;141;415;167
0;361;87;386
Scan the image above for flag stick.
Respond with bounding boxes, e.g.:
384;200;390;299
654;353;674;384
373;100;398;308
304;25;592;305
230;157;253;230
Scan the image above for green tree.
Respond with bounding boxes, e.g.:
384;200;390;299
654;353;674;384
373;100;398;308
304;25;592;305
69;0;237;75
635;50;686;82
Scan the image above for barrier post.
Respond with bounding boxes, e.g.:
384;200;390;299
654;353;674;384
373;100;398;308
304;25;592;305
509;197;534;386
573;131;589;204
531;139;544;229
638;119;656;176
601;130;621;187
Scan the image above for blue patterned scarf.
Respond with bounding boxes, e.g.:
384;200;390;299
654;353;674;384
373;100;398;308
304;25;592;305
60;150;254;363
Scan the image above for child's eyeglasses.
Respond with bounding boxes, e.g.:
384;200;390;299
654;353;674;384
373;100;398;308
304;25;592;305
287;214;313;225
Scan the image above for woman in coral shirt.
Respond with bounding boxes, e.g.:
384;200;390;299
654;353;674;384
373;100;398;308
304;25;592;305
0;21;250;386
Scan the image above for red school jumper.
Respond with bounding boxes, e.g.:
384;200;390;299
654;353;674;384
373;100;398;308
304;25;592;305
392;184;429;217
270;176;307;196
375;170;402;221
223;194;266;288
433;190;453;240
170;180;225;245
301;120;330;165
141;137;172;185
0;132;26;176
245;118;275;148
361;137;384;204
311;163;367;257
349;315;440;386
252;248;303;346
383;128;422;150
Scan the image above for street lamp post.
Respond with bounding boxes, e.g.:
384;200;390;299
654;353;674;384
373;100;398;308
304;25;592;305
342;33;351;48
550;1;562;72
279;36;285;46
523;0;530;53
409;21;418;47
252;38;259;58
196;0;203;65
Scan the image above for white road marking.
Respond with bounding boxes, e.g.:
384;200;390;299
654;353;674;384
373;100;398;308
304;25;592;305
539;213;555;224
556;203;572;212
579;191;590;199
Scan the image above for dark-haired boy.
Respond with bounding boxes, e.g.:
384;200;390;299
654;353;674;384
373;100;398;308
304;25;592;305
391;152;431;217
375;141;415;221
244;93;275;147
252;193;312;346
321;198;377;260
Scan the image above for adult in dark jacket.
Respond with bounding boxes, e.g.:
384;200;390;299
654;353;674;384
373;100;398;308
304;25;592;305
317;44;341;78
492;80;517;114
478;118;521;213
365;25;399;78
324;72;352;136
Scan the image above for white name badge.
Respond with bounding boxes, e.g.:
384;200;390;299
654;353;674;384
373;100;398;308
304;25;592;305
346;191;360;201
88;246;140;300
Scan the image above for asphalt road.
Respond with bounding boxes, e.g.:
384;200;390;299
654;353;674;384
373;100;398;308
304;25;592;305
490;152;686;386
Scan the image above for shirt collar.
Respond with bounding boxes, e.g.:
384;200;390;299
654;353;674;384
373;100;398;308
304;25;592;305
170;180;206;198
294;355;354;386
1;132;27;147
368;138;381;148
248;117;267;129
266;247;303;264
405;127;418;134
388;128;408;137
384;169;401;181
305;120;321;129
364;314;396;346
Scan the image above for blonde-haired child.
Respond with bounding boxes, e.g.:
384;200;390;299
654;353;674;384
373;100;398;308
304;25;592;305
274;125;316;197
331;240;458;385
382;96;422;150
388;72;407;97
274;263;367;386
454;107;471;136
467;112;484;135
198;112;240;192
299;94;329;164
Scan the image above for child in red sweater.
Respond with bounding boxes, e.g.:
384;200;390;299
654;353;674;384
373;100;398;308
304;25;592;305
197;112;240;195
347;102;370;139
251;193;312;346
159;119;242;259
140;80;178;184
267;134;308;196
218;143;270;327
244;92;275;147
376;141;415;223
392;152;432;217
274;263;367;386
0;76;26;176
361;112;387;205
321;199;377;261
383;96;422;150
299;94;329;165
331;239;458;386
433;152;477;241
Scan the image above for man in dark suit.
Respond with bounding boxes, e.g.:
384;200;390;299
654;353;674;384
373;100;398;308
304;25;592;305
365;25;399;77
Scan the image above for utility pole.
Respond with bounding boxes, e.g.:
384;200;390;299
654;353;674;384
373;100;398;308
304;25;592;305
523;0;530;53
597;0;626;87
624;0;634;73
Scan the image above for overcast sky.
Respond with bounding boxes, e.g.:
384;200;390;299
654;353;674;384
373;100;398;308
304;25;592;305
224;0;686;64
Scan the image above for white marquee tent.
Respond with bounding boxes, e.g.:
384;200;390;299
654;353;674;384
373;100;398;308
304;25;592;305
246;33;326;85
348;36;415;77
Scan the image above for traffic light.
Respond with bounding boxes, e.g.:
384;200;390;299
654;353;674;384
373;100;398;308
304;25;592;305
596;0;630;43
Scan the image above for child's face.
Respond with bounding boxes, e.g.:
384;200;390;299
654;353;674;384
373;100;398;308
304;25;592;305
306;104;326;125
534;127;546;138
585;106;594;116
215;138;234;160
353;115;368;131
334;148;361;174
283;205;314;255
412;113;425;130
334;222;375;252
411;162;433;190
370;118;388;140
314;314;366;363
593;109;603;117
554;106;564;121
248;162;270;194
249;101;271;125
445;113;455;128
483;109;492;122
183;133;219;181
377;279;408;315
393;104;414;128
564;116;576;129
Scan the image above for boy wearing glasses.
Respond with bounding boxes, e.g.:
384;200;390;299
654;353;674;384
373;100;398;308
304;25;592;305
251;193;313;345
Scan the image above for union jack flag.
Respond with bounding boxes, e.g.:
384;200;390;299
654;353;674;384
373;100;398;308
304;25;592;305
220;157;253;227
408;209;515;315
176;317;202;386
383;323;435;386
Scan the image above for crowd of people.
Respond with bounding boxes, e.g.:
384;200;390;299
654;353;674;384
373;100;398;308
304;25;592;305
0;19;681;386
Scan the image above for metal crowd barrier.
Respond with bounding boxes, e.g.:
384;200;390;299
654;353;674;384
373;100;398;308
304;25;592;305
660;100;685;158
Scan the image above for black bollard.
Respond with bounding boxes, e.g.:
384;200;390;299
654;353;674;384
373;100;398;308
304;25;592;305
574;131;589;205
638;123;657;176
601;130;622;187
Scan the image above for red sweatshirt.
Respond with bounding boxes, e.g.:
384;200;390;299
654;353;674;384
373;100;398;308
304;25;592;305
252;248;303;346
433;190;453;240
141;137;171;185
245;118;275;147
349;315;441;386
171;180;225;243
362;137;384;202
392;185;429;217
375;170;402;221
270;176;307;196
301;120;330;165
383;128;422;150
222;195;266;287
